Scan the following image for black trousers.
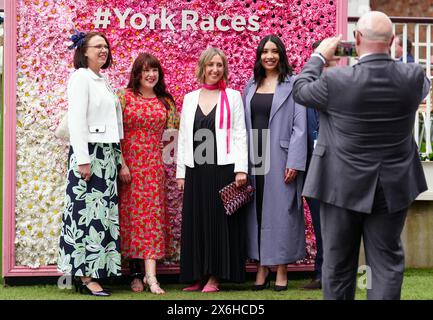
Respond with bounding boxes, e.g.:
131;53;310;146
320;185;407;300
306;197;323;279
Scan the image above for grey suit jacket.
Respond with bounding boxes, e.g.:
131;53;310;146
293;54;431;213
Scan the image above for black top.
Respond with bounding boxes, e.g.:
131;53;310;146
250;92;274;251
193;104;217;165
251;93;273;131
251;93;273;166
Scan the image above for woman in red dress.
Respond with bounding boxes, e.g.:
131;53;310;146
117;53;178;294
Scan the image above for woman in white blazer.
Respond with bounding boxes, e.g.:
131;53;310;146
58;31;123;297
176;47;248;292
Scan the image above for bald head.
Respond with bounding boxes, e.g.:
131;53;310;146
356;11;393;42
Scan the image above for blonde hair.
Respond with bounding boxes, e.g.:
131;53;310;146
195;47;229;84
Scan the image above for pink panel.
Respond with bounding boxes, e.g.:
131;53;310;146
2;1;63;278
2;263;314;277
336;0;349;65
0;0;17;276
3;0;345;277
2;0;18;277
336;0;349;39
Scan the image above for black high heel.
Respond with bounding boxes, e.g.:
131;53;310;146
74;277;80;293
274;268;288;291
274;276;288;291
74;277;111;296
274;283;288;292
252;268;271;291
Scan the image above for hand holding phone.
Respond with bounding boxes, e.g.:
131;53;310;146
335;41;357;57
313;35;342;62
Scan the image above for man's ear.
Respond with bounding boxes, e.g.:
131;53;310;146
389;34;395;48
355;32;361;46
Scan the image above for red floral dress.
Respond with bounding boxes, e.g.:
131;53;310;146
118;89;177;260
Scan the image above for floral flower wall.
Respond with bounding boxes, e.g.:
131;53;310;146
14;0;335;267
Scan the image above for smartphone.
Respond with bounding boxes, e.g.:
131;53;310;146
335;41;357;57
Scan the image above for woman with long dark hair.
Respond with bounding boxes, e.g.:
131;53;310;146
243;35;307;291
117;53;179;294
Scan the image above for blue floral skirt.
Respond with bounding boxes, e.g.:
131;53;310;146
58;143;122;278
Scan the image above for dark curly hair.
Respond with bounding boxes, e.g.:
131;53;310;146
127;53;174;110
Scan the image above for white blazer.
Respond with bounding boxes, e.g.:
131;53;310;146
176;88;248;179
67;68;124;165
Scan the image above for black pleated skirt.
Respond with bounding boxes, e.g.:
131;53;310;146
180;163;247;283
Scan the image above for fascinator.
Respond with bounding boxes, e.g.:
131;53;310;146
68;30;86;50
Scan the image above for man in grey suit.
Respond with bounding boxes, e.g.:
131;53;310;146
293;11;431;300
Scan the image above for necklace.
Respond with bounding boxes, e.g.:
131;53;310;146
261;78;278;91
264;75;278;84
139;89;157;99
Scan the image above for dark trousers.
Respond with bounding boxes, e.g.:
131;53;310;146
320;202;407;300
306;197;323;279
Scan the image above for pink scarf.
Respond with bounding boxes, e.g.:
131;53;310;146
202;79;231;153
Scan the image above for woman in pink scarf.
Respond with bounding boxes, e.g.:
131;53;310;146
176;47;248;292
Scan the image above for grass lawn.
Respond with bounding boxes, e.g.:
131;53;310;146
0;269;432;300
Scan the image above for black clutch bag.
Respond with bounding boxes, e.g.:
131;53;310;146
219;181;255;216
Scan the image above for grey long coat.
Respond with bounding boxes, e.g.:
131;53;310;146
242;76;307;266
